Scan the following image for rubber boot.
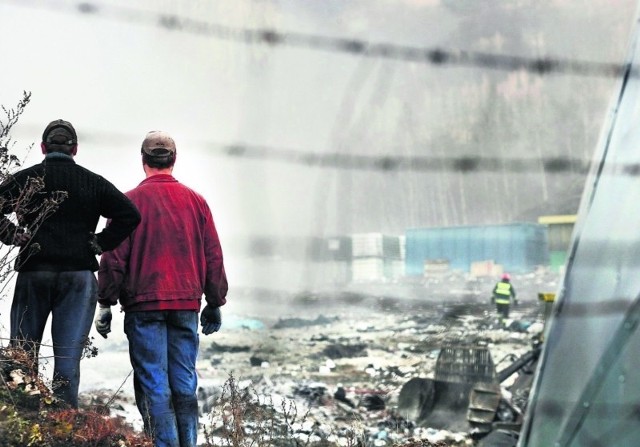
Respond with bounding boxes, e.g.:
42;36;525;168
173;394;199;447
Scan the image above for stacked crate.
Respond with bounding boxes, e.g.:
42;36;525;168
351;233;404;282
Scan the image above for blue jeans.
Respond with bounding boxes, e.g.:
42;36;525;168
124;311;199;447
10;270;98;408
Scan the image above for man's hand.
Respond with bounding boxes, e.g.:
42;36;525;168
13;230;31;247
200;305;221;335
95;304;112;338
88;232;103;255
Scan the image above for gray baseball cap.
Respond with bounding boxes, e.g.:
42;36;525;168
141;131;176;156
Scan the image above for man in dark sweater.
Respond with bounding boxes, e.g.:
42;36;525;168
0;119;140;408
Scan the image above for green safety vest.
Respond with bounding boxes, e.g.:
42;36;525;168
494;282;513;304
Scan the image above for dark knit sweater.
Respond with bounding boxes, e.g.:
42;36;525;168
0;154;140;272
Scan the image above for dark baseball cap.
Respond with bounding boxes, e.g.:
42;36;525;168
42;119;77;145
141;131;176;156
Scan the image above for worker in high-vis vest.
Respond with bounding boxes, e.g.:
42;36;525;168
492;273;518;320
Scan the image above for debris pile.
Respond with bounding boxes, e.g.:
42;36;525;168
77;271;556;446
192;274;549;446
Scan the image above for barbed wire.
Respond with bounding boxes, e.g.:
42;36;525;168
219;141;596;173
1;0;635;78
79;130;598;173
6;123;601;174
3;1;634;174
14;127;616;174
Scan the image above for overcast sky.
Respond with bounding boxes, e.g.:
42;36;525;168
0;0;454;289
1;0;638;290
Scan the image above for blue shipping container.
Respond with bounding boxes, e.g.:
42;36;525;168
405;223;549;275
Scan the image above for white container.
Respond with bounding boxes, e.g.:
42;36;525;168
352;257;385;282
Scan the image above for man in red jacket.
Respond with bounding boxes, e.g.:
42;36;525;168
96;130;228;447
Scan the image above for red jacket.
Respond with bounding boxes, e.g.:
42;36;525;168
98;174;228;312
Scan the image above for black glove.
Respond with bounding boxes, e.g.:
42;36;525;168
88;232;103;255
12;229;31;247
200;305;221;335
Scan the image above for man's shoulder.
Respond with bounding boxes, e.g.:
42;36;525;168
71;162;102;177
180;182;207;200
132;178;204;195
71;164;118;186
15;163;44;176
2;164;45;184
128;180;209;205
181;183;211;208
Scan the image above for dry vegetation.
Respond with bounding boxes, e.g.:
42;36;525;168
0;344;152;447
0;347;450;447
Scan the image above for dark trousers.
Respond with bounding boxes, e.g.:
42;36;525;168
496;303;510;319
10;270;98;408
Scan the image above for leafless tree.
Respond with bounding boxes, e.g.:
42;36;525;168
0;92;67;296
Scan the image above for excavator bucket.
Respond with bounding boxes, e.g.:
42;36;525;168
397;344;497;431
468;381;502;427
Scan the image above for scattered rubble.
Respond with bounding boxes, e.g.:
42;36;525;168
79;271;557;446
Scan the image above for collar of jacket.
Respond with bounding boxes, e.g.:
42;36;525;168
43;152;75;163
139;174;177;186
